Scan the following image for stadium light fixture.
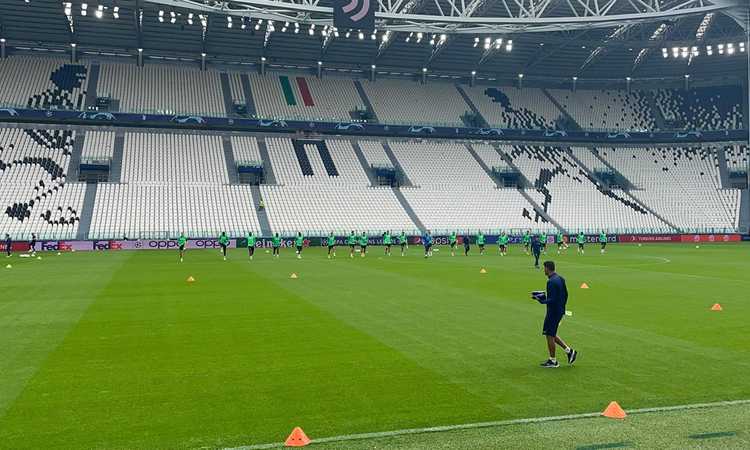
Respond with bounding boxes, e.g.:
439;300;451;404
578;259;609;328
358;31;364;40
113;6;119;19
95;5;103;19
727;43;734;55
138;48;143;52
416;32;423;43
718;43;724;54
261;56;266;62
0;39;5;43
345;30;351;38
422;67;427;72
371;33;377;40
572;76;578;81
706;45;713;55
506;40;513;52
518;73;524;78
81;3;88;16
268;21;275;32
158;10;164;22
625;76;631;81
371;64;376;69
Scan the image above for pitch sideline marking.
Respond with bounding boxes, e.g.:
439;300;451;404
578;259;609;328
225;399;750;449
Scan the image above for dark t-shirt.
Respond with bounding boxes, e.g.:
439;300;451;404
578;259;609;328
543;273;568;316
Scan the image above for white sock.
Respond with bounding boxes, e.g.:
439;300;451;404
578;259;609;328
550;357;557;363
564;346;571;353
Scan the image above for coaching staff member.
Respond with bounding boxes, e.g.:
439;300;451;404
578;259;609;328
533;261;578;368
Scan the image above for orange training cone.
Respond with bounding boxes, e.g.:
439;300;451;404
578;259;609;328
285;427;310;447
711;303;722;311
290;272;298;279
580;283;589;289
602;401;627;419
186;276;195;283
479;268;487;274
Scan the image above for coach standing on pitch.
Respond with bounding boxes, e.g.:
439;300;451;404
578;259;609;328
533;261;578;368
531;234;542;268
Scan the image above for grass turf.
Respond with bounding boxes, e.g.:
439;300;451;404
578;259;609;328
0;243;747;449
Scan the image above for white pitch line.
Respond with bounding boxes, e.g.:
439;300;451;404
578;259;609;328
225;399;750;449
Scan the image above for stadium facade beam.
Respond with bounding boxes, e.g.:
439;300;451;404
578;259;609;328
134;0;144;50
143;0;736;33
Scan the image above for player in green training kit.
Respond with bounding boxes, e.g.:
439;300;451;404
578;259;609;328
272;233;281;257
449;231;457;256
576;231;586;254
218;232;229;260
522;230;531;255
359;232;368;258
383;231;392;256
295;232;304;259
347;231;357;258
556;231;565;254
599;230;607;254
327;232;336;259
399;231;408;256
498;231;509;256
476;231;486;255
540;231;548;255
177;232;187;262
247;232;256;260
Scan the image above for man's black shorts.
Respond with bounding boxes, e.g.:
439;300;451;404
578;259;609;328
542;312;564;336
179;244;185;251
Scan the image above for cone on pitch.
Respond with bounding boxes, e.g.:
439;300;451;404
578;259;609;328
602;401;627;419
37;256;42;260
711;303;722;311
284;427;310;447
5;264;11;269
580;283;589;289
290;272;298;279
479;268;487;274
186;276;195;283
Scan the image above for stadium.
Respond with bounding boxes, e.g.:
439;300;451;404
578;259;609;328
0;0;749;448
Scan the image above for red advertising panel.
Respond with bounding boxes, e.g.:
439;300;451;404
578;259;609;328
618;234;681;243
679;234;741;243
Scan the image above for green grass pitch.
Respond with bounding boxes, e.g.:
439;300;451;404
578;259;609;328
0;243;748;449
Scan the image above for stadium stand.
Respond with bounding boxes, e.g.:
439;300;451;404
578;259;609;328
547;89;656;131
358;140;394;169
464;86;560;129
725;144;748;172
0;56;88;110
388;140;554;232
248;74;364;122
89;184;261;239
97;63;224;116
597;146;741;231
499;144;669;232
230;135;263;166
653;86;744;130
360;80;469;126
81;131;116;162
120;133;228;184
0;127;84;239
227;72;245;106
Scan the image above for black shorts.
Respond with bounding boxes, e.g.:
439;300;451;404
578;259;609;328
220;244;227;250
479;244;485;249
578;243;584;248
601;242;607;247
499;245;506;251
361;245;367;251
542;312;564;336
450;242;456;248
328;245;334;250
296;245;302;252
179;244;185;251
350;244;355;249
424;244;432;251
401;242;406;247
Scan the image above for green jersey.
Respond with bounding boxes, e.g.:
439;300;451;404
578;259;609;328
347;234;356;245
295;235;304;247
272;236;281;247
499;234;509;245
177;235;187;246
327;235;335;246
399;233;406;244
556;233;564;244
540;233;547;244
522;233;531;244
449;232;457;244
218;234;229;245
360;235;368;246
476;233;485;245
577;233;585;244
246;234;256;247
599;232;607;243
383;232;392;245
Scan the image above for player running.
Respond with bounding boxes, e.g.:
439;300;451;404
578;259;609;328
522;230;531;255
463;233;471;256
347;231;357;258
556;231;565;254
540;231;548;255
383;230;392;256
327;232;336;259
599;230;607;254
218;232;229;260
247;232;256;260
476;231;486;255
272;233;281;257
422;230;433;258
449;231;457;256
498;231;509;256
359;232;368;258
4;234;11;258
295;232;304;259
28;233;37;256
576;231;586;255
399;231;408;256
177;232;187;262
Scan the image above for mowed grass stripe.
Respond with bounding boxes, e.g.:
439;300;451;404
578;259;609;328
0;252;133;418
0;249;498;449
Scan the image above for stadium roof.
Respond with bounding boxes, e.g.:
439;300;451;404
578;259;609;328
0;0;747;84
